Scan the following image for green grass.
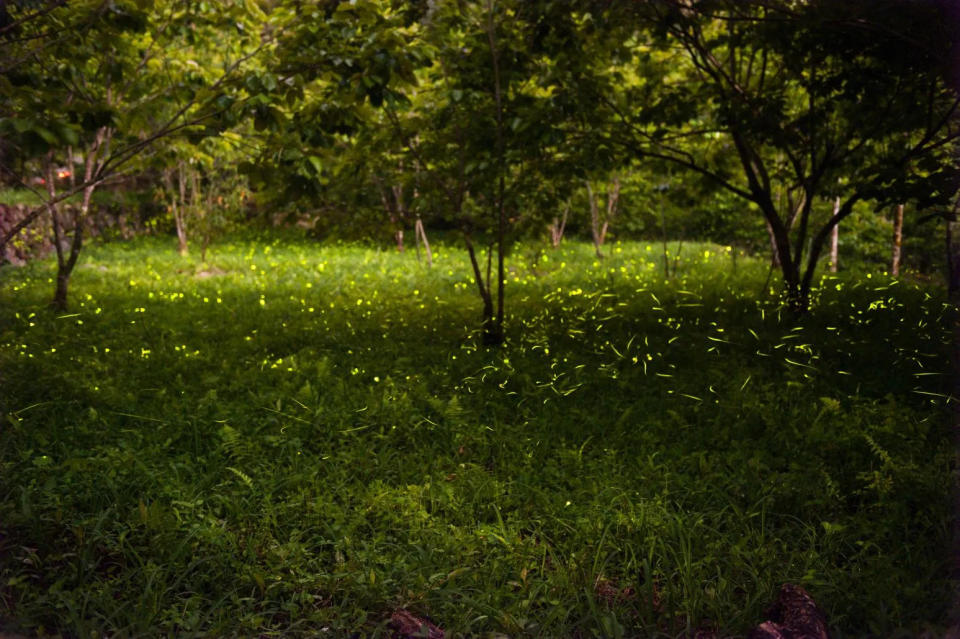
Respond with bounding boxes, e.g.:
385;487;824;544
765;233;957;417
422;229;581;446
0;234;953;637
0;188;46;207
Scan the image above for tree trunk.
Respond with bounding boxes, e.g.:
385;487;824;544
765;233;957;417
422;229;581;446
760;200;804;312
176;217;188;255
165;169;188;255
549;202;569;248
49;128;107;311
658;186;671;278
587;181;603;258
463;232;497;344
178;162;191;255
414;217;432;266
45;157;72;312
797;195;860;312
487;0;506;345
392;184;406;252
600;177;620;246
766;219;781;268
829;196;840;273
892;203;904;276
376;180;408;253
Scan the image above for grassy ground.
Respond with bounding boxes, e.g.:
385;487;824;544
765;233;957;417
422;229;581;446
0;234;953;638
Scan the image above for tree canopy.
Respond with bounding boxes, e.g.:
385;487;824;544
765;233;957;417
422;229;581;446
1;0;957;319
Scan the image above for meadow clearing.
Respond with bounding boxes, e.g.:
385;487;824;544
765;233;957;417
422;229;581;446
0;235;953;637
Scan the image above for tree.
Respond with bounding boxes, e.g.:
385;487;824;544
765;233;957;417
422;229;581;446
258;0;569;344
0;0;268;309
571;0;960;310
585;176;620;258
154;130;250;260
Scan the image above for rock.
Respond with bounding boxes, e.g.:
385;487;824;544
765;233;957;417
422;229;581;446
389;609;444;639
748;584;829;639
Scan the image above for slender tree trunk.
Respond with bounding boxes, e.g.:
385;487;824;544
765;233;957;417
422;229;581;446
770;183;783;269
45;156;70;311
892;203;904;276
486;0;506;345
177;162;190;255
463;231;495;341
377;182;407;252
797;196;860;311
765;220;781;268
392;184;406;252
829;196;840;273
600;177;620;246
549;202;569;248
190;166;200;217
201;177;215;263
790;189;810;268
414;217;432;266
658;186;671;278
51;128;107;310
165;169;188;255
587;181;603;258
46;156;65;264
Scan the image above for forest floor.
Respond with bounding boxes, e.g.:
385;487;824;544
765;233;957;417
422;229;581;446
0;234;953;637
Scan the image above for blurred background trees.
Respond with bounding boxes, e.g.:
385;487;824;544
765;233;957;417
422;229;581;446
1;0;957;316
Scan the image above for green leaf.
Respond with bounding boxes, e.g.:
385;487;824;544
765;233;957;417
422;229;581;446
35;127;58;145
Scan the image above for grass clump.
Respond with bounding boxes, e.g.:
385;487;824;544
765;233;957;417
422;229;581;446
0;235;952;637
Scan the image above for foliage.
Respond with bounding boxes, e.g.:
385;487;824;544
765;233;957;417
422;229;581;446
565;0;960;309
0;0;267;307
0;234;952;637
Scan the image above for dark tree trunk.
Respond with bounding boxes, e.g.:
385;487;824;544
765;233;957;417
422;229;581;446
377;182;407;253
766;217;781;268
463;232;499;344
796;195;860;312
52;270;70;311
482;298;501;345
765;212;803;312
487;0;506;345
829;196;840;273
587;181;604;259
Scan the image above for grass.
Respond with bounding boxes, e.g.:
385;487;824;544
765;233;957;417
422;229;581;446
0;233;953;637
0;188;46;207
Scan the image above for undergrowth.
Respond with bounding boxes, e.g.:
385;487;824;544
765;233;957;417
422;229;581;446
0;235;952;637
